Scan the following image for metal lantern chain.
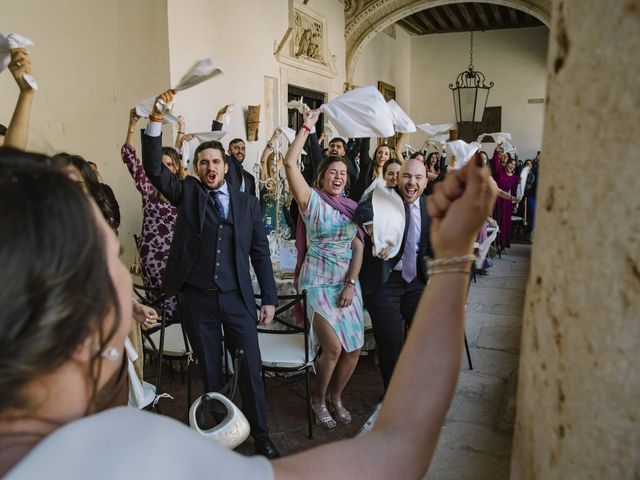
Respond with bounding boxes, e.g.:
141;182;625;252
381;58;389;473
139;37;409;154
469;31;474;69
449;30;494;123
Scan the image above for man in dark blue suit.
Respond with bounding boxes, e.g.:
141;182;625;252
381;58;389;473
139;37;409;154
142;91;279;458
356;158;432;392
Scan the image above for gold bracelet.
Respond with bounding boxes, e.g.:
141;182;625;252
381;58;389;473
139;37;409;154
425;254;476;268
428;267;471;276
128;129;135;134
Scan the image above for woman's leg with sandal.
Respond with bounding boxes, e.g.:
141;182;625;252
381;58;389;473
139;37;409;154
327;349;361;423
311;314;342;428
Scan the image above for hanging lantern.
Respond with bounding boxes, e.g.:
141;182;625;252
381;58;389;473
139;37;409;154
449;31;494;123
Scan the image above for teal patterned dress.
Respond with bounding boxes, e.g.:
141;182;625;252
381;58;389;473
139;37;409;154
299;190;364;352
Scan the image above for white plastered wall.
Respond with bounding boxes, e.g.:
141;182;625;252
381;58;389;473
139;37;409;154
409;26;549;160
0;0;171;265
165;0;346;177
352;27;412;115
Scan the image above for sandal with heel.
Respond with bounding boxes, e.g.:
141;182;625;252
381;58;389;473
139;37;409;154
311;403;337;429
327;395;352;424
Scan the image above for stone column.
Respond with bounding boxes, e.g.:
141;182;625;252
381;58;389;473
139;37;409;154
511;0;640;478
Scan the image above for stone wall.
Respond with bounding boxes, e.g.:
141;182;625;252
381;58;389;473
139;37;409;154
511;0;640;477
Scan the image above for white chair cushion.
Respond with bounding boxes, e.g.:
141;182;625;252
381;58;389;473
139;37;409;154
258;333;313;369
144;323;189;357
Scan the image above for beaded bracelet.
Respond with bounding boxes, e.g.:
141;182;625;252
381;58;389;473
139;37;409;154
428;267;471;276
425;254;476;268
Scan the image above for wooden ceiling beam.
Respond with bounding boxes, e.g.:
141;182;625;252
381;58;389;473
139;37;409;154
509;8;519;26
416;11;439;33
401;15;427;34
473;3;491;29
397;19;422;35
442;5;464;30
456;3;476;30
490;4;504;27
430;7;452;31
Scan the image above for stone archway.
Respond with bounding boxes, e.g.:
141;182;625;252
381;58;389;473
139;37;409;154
345;0;552;82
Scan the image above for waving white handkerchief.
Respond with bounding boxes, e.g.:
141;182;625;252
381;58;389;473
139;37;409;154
387;100;416;133
445;140;481;169
279;126;306;155
192;131;227;142
0;32;33;71
428;133;449;146
221;103;235;126
502;139;517;155
319;85;394;138
517;166;530;198
287;99;307;114
135;96;179;125
0;32;38;90
371;184;405;259
416;123;454;138
173;58;222;91
180;141;190;167
404;144;417;155
482;132;512;144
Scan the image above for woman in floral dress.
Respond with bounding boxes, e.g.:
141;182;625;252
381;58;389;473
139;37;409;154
286;109;365;429
121;109;182;318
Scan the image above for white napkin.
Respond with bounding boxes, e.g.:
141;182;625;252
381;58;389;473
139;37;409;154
428;133;449;145
502;139;517;155
173;58;222;91
287;99;307;114
182;131;228;165
192;131;227;142
404;144;417;155
445;140;481;169
0;32;38;90
221;103;235;127
124;337;145;408
387;100;416;133
416;123;454;138
482;132;512;144
319;85;395;139
279;125;306;155
180;141;190;167
517;166;530;198
135;96;179;126
371;183;405;258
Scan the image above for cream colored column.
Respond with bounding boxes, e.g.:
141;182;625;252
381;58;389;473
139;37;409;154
511;0;640;478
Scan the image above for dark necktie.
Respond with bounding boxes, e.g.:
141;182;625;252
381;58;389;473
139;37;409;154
211;190;226;221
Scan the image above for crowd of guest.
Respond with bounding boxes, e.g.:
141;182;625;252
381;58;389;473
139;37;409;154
0;43;532;478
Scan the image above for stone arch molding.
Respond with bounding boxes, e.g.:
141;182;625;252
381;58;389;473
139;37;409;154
345;0;551;82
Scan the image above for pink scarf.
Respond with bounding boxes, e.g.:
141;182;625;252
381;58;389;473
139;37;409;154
294;188;365;287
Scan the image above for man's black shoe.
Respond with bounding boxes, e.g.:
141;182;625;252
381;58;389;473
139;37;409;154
254;437;281;459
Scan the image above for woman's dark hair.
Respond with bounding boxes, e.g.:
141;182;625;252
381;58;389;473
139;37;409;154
382;158;402;175
313;155;352;190
0;155;121;413
50;152;117;230
161;146;184;179
0;124;7;136
425;152;439;167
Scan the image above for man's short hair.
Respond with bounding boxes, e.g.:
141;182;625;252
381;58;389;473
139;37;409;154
194;141;227;164
0;124;7;136
328;137;346;149
228;138;245;148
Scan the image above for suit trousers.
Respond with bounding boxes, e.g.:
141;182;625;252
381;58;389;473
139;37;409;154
178;285;269;440
363;271;425;391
